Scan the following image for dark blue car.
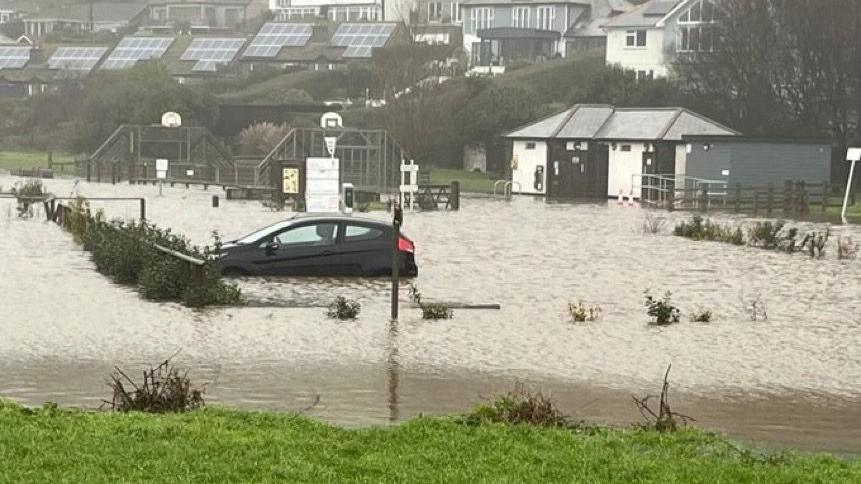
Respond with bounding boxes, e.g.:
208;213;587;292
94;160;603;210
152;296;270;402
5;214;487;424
216;215;418;277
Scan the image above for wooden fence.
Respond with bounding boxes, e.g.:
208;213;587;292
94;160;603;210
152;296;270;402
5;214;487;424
668;180;853;216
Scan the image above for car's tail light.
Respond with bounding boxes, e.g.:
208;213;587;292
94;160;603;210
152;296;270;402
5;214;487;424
398;235;415;253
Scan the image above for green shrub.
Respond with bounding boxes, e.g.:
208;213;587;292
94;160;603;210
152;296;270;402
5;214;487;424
327;296;361;320
747;220;785;249
465;382;568;427
689;309;713;323
645;290;680;325
408;284;453;320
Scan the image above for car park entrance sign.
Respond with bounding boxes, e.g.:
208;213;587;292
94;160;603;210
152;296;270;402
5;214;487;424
306;157;340;213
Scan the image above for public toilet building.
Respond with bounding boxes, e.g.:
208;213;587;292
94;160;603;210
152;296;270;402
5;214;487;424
504;104;738;199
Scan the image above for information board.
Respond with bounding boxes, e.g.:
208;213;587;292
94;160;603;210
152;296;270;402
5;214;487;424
305;157;340;212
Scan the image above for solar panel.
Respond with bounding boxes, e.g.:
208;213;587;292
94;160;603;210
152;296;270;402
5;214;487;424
101;37;174;70
0;46;31;70
242;23;312;58
331;23;395;58
180;37;246;72
48;47;108;72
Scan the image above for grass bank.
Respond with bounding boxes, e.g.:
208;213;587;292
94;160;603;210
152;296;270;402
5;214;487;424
430;168;499;194
0;151;75;172
1;402;858;483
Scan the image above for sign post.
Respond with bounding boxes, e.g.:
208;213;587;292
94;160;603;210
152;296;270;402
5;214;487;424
400;159;419;210
156;158;168;196
391;202;403;320
842;148;860;224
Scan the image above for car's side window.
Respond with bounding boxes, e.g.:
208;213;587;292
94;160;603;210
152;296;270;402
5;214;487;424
270;223;338;247
344;224;384;243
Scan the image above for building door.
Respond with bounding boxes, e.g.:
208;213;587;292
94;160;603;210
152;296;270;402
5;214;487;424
549;145;609;199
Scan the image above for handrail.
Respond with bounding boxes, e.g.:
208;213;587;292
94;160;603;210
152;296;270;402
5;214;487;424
492;179;507;196
153;243;206;266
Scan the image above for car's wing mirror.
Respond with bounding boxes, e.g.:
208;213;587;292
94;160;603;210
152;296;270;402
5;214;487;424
265;241;280;253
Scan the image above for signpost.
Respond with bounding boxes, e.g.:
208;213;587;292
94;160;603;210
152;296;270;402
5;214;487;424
400;159;419;210
156;158;168;196
391;202;403;320
842;147;860;224
306;157;340;213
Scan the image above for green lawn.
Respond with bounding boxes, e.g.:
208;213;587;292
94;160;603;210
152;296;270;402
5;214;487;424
1;402;859;483
0;151;75;172
826;196;861;222
429;168;501;194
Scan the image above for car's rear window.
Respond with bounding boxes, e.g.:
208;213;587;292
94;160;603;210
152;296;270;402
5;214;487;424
344;225;384;242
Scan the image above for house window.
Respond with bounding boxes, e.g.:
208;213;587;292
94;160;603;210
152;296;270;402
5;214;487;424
625;29;646;47
512;7;529;29
471;7;494;32
450;2;462;23
636;69;654;80
428;2;443;22
536;6;555;31
620;145;632;152
526;142;536;150
678;0;717;52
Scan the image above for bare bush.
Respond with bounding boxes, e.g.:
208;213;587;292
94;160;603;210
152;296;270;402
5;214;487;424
641;211;667;235
104;355;204;413
632;365;694;432
837;236;858;260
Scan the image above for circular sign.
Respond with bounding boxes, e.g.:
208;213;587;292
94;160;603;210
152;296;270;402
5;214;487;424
161;112;182;128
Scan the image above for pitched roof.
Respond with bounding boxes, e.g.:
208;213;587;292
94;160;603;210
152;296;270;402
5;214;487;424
601;0;685;29
504;104;739;140
24;3;147;23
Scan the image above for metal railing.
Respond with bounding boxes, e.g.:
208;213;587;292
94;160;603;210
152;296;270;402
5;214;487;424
633;173;729;209
492;180;520;200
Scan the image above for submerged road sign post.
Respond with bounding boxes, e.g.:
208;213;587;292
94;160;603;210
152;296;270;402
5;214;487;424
391;202;403;320
843;148;860;224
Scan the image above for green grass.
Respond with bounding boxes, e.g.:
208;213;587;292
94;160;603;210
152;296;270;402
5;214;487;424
826;196;861;222
430;168;501;194
0;151;75;172
1;402;859;483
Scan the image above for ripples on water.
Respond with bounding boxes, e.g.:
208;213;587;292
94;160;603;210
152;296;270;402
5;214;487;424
1;175;859;452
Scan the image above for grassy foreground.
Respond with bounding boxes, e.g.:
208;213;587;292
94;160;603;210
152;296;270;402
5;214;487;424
1;403;859;483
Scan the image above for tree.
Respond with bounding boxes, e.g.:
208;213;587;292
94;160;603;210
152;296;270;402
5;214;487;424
238;122;290;155
71;63;218;153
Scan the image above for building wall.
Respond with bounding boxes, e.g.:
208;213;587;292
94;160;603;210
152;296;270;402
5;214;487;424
605;27;668;77
511;139;547;195
606;141;645;198
686;140;832;187
462;4;573;36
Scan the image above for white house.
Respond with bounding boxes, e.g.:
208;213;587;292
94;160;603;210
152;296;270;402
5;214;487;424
602;0;717;78
504;104;738;199
269;0;382;21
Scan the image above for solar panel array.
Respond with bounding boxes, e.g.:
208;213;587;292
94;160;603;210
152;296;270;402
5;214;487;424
101;37;174;70
0;46;31;70
331;24;395;58
181;38;246;72
243;23;312;58
48;47;109;72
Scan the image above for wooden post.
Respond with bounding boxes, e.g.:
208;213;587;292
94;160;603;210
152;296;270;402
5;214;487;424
734;183;742;212
767;183;774;215
784;181;792;214
86;161;92;182
753;190;759;215
798;180;807;214
450;181;460;211
390;203;403;320
822;183;829;214
139;198;146;221
667;184;675;212
699;183;709;212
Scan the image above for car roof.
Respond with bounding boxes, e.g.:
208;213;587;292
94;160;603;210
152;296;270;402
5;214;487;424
289;213;391;226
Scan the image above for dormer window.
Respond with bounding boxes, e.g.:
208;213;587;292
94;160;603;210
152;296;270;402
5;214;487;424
678;0;718;52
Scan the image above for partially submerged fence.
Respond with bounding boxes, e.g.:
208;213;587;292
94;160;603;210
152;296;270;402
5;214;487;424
637;175;853;217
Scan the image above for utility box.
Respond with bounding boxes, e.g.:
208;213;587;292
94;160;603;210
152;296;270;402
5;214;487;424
271;160;305;209
342;183;354;214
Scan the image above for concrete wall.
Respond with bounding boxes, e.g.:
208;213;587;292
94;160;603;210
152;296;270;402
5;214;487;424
511;140;547;195
685;140;832;187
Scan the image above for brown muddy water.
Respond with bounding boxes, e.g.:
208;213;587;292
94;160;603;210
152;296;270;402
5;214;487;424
1;175;860;454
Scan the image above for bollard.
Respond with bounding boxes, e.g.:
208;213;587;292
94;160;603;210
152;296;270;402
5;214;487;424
139;198;146;221
212;195;219;208
450;181;460;210
391;203;403;320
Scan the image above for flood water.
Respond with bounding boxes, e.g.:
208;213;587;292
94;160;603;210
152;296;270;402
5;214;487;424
1;174;860;454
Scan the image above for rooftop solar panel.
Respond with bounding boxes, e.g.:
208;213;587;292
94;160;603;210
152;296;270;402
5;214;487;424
101;37;174;70
243;23;312;58
331;23;395;58
0;46;31;70
48;46;108;72
181;37;245;72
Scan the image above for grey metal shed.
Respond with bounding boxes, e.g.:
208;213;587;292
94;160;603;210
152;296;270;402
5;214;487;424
683;136;833;186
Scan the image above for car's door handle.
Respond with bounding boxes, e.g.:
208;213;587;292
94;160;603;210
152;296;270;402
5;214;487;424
321;250;335;256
